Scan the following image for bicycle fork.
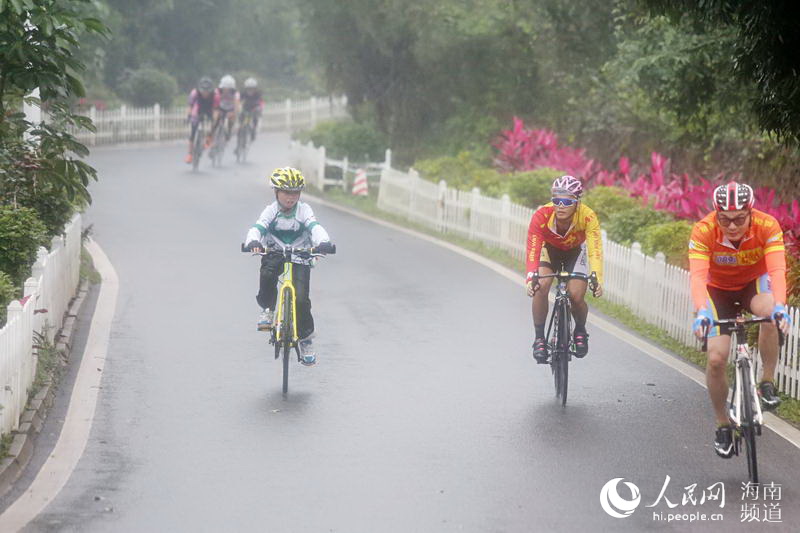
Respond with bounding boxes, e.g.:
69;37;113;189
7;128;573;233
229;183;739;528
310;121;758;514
729;347;764;430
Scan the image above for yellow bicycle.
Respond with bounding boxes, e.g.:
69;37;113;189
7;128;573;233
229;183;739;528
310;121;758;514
243;242;336;394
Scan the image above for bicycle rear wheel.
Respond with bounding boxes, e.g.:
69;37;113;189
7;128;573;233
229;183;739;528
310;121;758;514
740;361;758;483
281;288;293;395
211;126;224;167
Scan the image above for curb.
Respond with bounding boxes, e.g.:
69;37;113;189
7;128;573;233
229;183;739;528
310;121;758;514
0;281;91;500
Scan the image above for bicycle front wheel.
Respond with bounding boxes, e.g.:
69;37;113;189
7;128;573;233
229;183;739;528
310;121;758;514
549;307;561;398
740;361;758;483
192;132;203;171
557;301;570;405
281;287;294;395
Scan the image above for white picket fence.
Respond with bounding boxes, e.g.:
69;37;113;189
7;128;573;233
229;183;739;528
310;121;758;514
69;96;348;146
0;214;82;435
289;140;392;191
368;165;800;399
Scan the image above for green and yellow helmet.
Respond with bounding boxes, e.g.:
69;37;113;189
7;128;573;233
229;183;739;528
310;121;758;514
269;167;305;192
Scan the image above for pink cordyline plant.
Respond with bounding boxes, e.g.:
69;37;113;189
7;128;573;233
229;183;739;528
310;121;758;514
494;117;800;255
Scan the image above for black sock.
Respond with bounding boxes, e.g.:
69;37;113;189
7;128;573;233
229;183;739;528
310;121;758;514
574;322;586;335
535;324;545;338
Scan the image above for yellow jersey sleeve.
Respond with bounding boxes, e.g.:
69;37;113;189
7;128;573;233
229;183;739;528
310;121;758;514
580;205;604;284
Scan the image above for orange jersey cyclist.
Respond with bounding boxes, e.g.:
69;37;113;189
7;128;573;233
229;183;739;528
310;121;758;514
525;175;604;363
688;181;791;459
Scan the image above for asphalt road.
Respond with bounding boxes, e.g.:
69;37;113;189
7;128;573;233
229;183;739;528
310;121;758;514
1;133;798;532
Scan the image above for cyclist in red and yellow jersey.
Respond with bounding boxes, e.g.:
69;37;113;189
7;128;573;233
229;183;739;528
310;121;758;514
689;181;791;458
526;175;604;363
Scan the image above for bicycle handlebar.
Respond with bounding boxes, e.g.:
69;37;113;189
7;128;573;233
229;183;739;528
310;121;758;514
531;271;599;296
240;242;336;257
700;315;784;352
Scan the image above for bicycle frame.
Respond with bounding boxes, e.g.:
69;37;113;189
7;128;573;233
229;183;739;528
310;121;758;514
537;270;597;350
273;256;299;345
702;316;773;429
239;111;254;131
729;335;764;429
544;272;575;348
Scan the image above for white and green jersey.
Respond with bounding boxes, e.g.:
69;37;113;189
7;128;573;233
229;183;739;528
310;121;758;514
245;201;330;263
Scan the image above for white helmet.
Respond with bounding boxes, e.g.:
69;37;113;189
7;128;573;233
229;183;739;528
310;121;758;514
219;74;236;89
244;77;258;89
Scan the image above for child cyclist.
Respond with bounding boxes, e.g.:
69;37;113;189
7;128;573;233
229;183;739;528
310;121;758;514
526;175;604;362
244;167;335;366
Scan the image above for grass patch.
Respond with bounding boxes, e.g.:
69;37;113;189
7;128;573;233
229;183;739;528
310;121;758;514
777;395;800;428
30;330;62;398
0;433;12;461
313;185;800;428
80;246;101;284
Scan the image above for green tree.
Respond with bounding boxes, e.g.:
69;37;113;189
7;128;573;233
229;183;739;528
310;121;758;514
98;0;309;96
296;0;620;163
640;0;800;146
118;67;178;107
0;0;107;208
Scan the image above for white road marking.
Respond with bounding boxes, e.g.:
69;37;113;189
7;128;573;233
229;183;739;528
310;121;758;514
0;239;119;531
308;194;800;450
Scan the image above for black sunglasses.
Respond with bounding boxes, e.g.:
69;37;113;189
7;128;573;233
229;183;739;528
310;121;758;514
717;212;750;227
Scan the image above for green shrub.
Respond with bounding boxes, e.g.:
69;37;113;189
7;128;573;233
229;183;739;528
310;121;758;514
583;186;641;223
0;271;16;327
508;168;561;208
422;110;504;165
294;119;387;162
19;183;76;238
606;206;674;245
119;67;178;107
415;152;507;196
0;143;78;237
637;220;693;268
0;206;48;286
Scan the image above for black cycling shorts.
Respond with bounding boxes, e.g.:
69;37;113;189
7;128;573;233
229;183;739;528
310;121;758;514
539;242;589;277
705;273;771;337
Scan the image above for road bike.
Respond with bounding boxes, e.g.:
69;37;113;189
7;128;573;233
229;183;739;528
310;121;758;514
532;270;598;406
701;314;785;483
190;116;212;172
208;116;230;167
235;111;255;163
242;242;336;394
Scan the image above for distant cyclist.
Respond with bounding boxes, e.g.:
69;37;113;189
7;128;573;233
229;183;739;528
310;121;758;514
215;74;240;142
240;77;264;141
526;176;604;362
244;167;334;366
689;181;791;458
185;76;218;164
